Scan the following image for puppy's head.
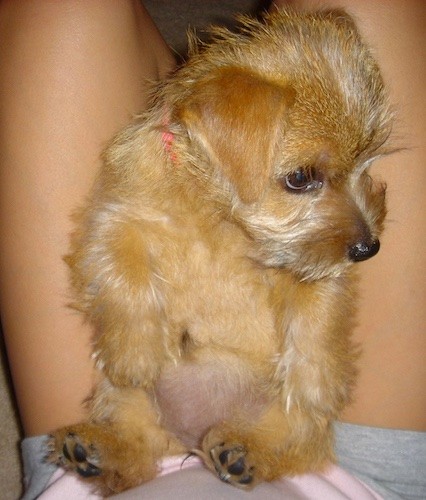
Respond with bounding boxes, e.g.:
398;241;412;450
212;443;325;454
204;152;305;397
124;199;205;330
171;9;392;280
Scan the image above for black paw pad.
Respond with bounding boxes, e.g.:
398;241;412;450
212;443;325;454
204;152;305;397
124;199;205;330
61;433;102;477
73;443;88;463
227;456;246;476
210;444;254;488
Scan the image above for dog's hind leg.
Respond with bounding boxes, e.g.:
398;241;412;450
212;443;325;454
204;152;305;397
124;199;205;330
201;401;334;489
49;383;185;495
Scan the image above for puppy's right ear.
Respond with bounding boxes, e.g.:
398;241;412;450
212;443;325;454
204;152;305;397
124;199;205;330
175;66;295;203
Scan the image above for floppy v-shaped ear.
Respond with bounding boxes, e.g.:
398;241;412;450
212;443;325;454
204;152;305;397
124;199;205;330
177;67;295;203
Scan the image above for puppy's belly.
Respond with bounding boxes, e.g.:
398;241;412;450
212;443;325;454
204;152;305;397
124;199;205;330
154;352;270;449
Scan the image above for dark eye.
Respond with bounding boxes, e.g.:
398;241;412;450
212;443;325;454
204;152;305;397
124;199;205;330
283;167;323;193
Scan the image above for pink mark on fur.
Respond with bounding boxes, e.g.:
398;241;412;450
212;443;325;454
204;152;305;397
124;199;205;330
162;129;178;165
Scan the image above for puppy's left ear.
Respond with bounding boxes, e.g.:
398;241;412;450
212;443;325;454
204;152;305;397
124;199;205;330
176;67;295;203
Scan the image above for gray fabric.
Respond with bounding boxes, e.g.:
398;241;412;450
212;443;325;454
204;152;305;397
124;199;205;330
335;422;426;500
21;435;57;500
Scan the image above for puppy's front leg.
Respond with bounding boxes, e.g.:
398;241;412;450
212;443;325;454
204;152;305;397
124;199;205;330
69;216;172;387
277;273;358;415
274;272;359;462
203;273;359;484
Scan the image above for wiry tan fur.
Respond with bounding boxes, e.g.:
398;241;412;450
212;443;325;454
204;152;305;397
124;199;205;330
49;9;392;494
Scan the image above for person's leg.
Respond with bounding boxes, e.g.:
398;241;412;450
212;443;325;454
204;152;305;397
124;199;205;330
272;0;426;432
0;0;175;438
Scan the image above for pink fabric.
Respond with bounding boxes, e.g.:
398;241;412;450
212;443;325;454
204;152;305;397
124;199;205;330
39;455;383;499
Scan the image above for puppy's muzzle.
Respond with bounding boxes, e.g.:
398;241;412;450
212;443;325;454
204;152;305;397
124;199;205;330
348;239;380;262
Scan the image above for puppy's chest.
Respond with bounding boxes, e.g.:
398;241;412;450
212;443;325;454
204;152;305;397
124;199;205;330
161;237;279;356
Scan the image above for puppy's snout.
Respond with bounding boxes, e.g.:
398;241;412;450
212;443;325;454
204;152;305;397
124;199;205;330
348;239;380;262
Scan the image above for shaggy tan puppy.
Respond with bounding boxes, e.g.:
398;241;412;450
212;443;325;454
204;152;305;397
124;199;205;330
49;8;392;494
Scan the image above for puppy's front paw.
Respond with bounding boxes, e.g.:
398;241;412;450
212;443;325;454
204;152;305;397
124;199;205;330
209;443;255;488
49;429;102;478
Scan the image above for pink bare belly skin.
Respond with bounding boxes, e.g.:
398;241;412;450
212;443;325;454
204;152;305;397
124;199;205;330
153;350;272;449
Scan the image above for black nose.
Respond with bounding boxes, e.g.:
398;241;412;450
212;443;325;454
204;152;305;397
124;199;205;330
348;239;380;262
